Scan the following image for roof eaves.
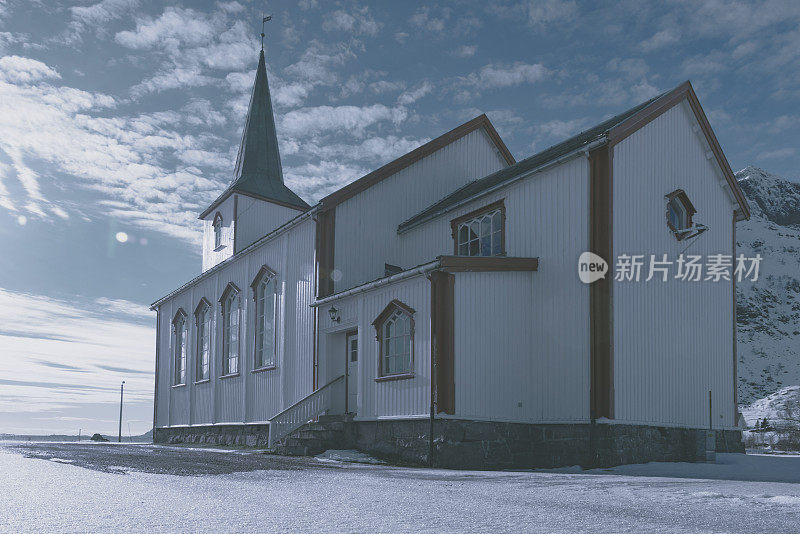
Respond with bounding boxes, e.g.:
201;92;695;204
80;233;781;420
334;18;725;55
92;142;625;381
319;114;514;211
152;204;319;309
396;91;670;233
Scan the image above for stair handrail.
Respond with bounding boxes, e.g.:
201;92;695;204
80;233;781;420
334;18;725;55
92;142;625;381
267;374;345;448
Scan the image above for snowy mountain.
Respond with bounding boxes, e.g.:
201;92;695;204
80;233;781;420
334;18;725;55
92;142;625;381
735;166;800;406
740;385;800;426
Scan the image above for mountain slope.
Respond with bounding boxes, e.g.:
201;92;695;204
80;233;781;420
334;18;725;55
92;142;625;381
735;166;800;405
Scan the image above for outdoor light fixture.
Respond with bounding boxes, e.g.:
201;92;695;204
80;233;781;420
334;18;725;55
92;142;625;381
328;306;341;323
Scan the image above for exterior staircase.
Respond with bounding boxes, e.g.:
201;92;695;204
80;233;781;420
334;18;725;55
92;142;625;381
269;414;354;456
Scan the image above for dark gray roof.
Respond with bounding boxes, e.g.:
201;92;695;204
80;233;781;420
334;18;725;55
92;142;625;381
200;50;309;219
397;92;666;232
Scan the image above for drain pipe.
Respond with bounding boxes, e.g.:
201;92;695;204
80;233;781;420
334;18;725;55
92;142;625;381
427;274;436;468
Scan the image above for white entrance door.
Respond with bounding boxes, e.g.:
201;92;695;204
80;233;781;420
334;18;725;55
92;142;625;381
346;332;358;414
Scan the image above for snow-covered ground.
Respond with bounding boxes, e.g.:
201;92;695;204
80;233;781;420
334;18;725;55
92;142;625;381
1;444;800;533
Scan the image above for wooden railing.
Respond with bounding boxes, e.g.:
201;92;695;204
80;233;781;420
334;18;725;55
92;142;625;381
267;375;345;449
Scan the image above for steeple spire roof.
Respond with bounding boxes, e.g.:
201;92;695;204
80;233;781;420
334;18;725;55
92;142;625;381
199;49;309;219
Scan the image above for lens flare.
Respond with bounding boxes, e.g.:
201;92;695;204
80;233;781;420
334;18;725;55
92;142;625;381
115;231;129;243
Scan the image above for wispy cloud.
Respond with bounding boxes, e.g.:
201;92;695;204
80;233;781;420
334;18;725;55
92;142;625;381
0;56;60;83
64;0;139;44
0;288;154;433
640;28;680;52
451;45;477;58
321;7;382;36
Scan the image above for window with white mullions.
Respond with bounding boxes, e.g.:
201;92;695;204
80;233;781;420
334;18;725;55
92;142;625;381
382;310;412;374
372;301;415;378
453;201;505;257
221;286;240;375
172;310;187;386
253;272;276;369
194;301;211;381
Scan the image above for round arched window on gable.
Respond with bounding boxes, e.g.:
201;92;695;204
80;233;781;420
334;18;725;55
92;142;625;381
665;189;697;240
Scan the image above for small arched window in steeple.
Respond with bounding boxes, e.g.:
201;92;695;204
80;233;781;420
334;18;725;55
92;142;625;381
213;213;223;249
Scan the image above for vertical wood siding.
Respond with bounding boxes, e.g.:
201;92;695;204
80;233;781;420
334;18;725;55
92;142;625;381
316;158;590;424
333;129;508;292
235;196;302;253
201;195;235;272
155;219;316;428
398;157;591;422
612;100;736;429
317;277;432;419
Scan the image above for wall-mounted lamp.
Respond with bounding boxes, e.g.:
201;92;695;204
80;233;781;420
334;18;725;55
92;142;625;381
328;306;341;323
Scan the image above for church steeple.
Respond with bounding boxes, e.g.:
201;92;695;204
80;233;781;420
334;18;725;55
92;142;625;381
229;49;308;209
200;48;309;219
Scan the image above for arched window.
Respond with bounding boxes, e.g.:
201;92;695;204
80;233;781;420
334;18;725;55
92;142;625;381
194;299;212;382
251;266;277;369
220;284;240;376
372;300;415;378
213;212;223;249
172;309;187;386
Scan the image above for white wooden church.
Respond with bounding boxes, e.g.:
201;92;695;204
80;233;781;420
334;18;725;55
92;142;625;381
151;48;750;468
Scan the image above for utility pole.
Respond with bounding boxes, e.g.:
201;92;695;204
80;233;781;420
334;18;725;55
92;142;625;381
118;381;125;443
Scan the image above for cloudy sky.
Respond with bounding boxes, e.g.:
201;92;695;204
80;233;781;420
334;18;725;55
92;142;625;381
1;0;799;436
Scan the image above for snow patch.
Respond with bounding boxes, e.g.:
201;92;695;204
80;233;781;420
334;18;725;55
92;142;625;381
315;449;385;464
741;385;800;427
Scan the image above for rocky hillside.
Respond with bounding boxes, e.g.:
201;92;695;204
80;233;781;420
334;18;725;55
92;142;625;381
735;166;800;405
740;385;800;426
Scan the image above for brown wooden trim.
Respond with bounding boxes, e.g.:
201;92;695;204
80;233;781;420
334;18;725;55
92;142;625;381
372;300;416;378
315;209;336;298
344;329;358;413
153;307;161;434
439;255;538;272
589;145;614;420
372;299;416;328
172;307;187;324
665;189;697;240
218;282;241;303
429;271;455;415
199;189;308;220
449;199;506;256
193;297;211;320
219;373;240;380
374;373;415;383
249;264;277;290
607;80;750;220
320;115;514;210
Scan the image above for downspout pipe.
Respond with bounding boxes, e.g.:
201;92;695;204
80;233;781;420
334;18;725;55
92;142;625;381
426;272;437;468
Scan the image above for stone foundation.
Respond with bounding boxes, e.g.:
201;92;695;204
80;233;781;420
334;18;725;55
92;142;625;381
154;424;270;448
352;420;743;469
154;420;743;469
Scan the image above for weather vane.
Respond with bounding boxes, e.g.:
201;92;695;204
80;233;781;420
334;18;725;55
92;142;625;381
261;14;272;50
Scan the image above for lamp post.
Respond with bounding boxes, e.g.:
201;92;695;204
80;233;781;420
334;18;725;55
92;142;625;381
118;381;125;443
